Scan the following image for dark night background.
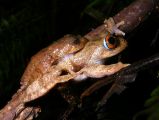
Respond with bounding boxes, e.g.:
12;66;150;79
0;0;159;120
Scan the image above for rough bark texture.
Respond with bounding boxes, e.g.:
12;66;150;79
113;0;156;33
85;0;159;39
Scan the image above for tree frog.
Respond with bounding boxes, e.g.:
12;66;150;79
21;28;128;103
0;18;128;120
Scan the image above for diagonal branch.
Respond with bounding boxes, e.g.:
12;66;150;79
85;0;159;40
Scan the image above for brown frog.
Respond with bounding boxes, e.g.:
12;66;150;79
0;18;128;120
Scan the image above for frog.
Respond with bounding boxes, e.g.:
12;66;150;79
0;18;128;120
58;32;128;81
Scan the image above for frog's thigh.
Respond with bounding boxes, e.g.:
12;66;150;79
81;62;129;78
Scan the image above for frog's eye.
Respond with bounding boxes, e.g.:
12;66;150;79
103;36;117;49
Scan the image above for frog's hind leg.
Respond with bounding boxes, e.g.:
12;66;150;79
22;66;76;102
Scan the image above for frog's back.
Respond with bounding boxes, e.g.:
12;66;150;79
20;35;88;88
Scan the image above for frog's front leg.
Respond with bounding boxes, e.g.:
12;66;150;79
75;62;129;81
104;17;125;36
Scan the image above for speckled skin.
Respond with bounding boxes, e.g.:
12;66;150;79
0;35;88;120
58;36;128;80
0;18;128;120
20;33;128;103
20;35;88;89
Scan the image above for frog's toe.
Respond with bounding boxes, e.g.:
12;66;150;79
113;28;125;36
104;17;125;36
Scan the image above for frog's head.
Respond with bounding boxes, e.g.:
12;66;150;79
101;31;127;59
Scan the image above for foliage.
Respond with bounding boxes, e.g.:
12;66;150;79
145;84;159;120
133;78;159;120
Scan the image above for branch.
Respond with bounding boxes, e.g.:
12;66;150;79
85;0;158;40
114;0;157;33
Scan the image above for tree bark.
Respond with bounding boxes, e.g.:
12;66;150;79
85;0;159;39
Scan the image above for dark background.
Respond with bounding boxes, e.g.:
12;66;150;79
0;0;159;120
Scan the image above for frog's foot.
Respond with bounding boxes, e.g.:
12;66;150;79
104;17;125;36
15;106;40;120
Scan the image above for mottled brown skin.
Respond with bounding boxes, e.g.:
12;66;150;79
20;34;88;88
20;32;128;103
0;18;128;120
0;35;88;120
